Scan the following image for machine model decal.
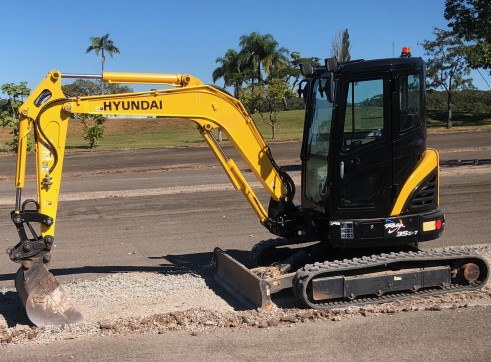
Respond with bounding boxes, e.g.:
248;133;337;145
395;230;419;237
385;219;405;234
385;218;419;237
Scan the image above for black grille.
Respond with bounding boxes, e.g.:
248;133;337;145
405;172;437;213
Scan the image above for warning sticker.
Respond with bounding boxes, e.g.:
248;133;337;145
42;146;53;161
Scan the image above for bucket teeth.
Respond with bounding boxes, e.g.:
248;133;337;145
15;257;84;326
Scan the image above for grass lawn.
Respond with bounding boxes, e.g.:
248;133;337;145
0;109;489;152
427;110;491;130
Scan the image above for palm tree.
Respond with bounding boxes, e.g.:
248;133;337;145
238;32;289;87
212;49;245;97
86;34;120;73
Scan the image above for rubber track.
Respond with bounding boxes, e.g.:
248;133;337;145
293;249;489;309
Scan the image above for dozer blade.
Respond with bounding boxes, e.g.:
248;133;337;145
15;257;85;326
214;247;273;311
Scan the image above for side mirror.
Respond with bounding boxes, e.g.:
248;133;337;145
325;57;338;72
300;63;313;76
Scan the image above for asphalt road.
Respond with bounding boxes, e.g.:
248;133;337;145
0;129;490;178
0;130;490;360
5;307;491;362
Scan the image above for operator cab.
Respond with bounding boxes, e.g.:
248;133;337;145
298;55;438;247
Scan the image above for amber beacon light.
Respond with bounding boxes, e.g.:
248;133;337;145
400;46;412;57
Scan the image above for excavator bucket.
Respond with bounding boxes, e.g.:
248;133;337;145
214;247;273;311
15;257;85;326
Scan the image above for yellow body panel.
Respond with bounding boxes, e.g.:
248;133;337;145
15;70;286;237
390;148;440;216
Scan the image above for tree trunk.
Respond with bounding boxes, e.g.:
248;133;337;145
272;123;276;140
101;53;106;93
447;90;453;129
101;52;105;73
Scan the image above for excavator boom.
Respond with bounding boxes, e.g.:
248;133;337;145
15;70;291;228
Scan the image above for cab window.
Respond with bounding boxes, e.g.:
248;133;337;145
399;74;421;133
305;78;333;205
343;79;384;151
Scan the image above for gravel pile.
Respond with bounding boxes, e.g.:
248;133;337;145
0;245;490;345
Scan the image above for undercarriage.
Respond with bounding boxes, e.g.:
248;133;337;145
214;239;489;311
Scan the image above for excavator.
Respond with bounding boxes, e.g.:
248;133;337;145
8;49;489;325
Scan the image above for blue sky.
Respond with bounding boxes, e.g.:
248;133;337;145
1;0;489;94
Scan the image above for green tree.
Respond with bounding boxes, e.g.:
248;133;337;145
62;79;132;97
445;0;491;72
86;34;120;73
422;28;475;128
215;35;312;138
212;49;246;97
264;79;295;139
284;51;321;91
238;32;289;88
0;82;32;151
79;114;106;149
239;84;266;123
331;29;351;62
239;79;294;139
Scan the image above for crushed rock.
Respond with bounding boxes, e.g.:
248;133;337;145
0;245;489;345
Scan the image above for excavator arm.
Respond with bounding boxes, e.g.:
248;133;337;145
11;70;298;325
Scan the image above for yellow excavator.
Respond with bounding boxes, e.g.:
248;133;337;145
9;50;489;325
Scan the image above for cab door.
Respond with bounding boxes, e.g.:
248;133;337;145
330;74;393;220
